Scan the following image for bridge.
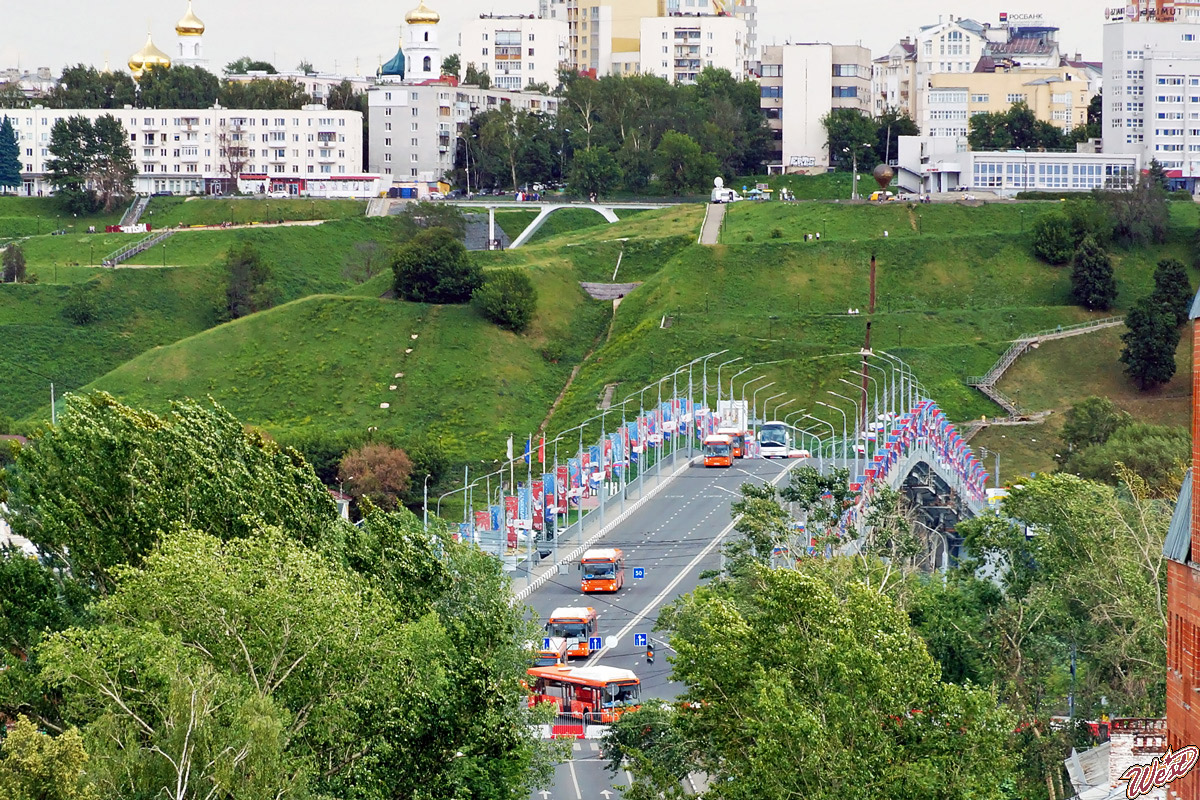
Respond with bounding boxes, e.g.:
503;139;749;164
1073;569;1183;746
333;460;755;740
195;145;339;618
446;200;675;249
433;351;990;800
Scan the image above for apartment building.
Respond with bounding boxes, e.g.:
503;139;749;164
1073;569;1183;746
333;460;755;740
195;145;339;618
367;82;558;187
871;40;916;117
459;15;570;89
639;14;750;84
758;44;872;172
922;65;1094;139
1103;7;1200;189
911;16;989;123
538;0;658;76
224;71;375;106
1;105;365;196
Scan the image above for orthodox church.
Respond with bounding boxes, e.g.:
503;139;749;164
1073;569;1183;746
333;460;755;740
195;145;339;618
127;0;208;78
377;0;443;84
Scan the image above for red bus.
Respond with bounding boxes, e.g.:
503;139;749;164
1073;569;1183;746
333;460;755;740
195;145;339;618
580;548;624;592
526;664;642;723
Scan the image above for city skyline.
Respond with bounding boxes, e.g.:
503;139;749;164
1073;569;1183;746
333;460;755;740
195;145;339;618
4;0;1107;79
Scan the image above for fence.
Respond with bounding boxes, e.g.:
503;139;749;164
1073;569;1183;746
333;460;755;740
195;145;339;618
101;228;176;268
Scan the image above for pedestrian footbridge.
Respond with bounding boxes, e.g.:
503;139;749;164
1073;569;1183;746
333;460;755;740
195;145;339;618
447;200;674;249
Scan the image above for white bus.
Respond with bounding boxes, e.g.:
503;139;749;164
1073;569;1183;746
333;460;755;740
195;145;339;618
759;422;789;459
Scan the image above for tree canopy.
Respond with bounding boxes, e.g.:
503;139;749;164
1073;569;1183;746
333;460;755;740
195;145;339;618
392;227;482;303
44;114;136;214
1121;293;1182;390
968;102;1065;151
0;115;21;193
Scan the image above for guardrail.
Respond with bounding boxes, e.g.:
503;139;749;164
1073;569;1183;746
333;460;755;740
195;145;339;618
101;228;176;268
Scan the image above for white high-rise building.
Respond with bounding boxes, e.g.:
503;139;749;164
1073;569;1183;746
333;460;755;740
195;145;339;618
459;15;569;90
639;14;750;85
173;0;207;69
1103;8;1200;189
911;16;988;124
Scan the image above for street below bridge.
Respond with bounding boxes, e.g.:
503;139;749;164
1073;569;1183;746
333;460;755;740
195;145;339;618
525;457;799;800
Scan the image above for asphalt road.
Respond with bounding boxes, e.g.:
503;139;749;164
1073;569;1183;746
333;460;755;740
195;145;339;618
526;457;799;800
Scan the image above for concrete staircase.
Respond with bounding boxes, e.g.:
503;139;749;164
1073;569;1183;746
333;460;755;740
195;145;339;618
101;228;177;267
698;202;725;245
120;195;151;226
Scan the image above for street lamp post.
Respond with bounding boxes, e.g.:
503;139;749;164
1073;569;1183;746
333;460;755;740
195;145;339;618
751;382;776;429
842;142;872;201
716;357;743;406
802;413;836;472
816;401;849;483
728;365;757;405
827;390;862;483
762;392;785;424
699;350;729;413
423;473;431;529
772;398;796;421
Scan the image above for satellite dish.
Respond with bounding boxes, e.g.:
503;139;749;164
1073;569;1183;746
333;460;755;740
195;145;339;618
714;176;725;188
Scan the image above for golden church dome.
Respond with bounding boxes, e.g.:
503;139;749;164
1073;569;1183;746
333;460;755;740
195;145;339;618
129;33;172;77
175;1;205;36
405;0;440;24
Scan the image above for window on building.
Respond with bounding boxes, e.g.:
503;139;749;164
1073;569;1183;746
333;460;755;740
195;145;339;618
970;93;989;103
761;86;782;98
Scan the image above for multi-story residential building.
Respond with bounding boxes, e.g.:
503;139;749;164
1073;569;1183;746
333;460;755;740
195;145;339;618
224;71;375;107
639;14;750;84
912;17;989;123
871;39;916;118
0;67;56;101
367;83;557;190
459;14;570;90
1103;7;1200;190
922;64;1094;138
757;43;871;172
662;0;758;59
1;105;366;196
895;134;1139;195
539;0;658;76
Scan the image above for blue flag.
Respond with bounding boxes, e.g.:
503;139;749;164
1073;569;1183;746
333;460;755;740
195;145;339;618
490;505;502;531
523;436;531;465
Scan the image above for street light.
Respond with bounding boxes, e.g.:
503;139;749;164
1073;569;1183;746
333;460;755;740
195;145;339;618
842;142;873;201
815;401;849;482
803;413;836;469
699;350;729;412
828;390;862;482
740;375;769;406
716;357;743;405
728;365;758;403
751;382;776;427
762;392;785;424
772;398;796;421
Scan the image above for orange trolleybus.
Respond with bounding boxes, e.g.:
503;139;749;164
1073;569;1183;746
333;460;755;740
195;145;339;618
579;548;624;592
545;607;599;658
526;664;642;724
703;434;734;467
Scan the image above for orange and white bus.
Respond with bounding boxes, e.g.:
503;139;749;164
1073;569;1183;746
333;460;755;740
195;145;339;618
703;435;733;467
530;637;571;666
546;607;599;657
579;548;624;592
717;427;746;458
526;664;642;723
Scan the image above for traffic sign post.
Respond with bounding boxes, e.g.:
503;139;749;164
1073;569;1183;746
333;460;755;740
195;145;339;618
634;633;648;648
588;636;603;651
542;637;551;650
633;567;645;580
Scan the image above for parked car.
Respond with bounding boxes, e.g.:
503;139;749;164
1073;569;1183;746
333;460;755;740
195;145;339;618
428;191;445;200
268;190;290;199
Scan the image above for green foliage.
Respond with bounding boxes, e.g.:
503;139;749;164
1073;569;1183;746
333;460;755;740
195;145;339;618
1151;257;1192;327
0;115;20;192
1148;157;1169;190
218;77;311;109
473;267;538;332
1069;235;1116;310
42;64;136;109
1058;396;1132;456
822;108;880;171
875;108;921;162
396;201;467;238
724;482;792;570
224;239;277;319
1030;210;1074;265
0;392;338;594
1097;172;1169;247
393;227;481;304
968;102;1064;151
463;62;490;89
1065;92;1102;144
224;56;277;74
654;130;717;195
135;65;220;108
441;53;461;77
2;242;26;283
1120;294;1181;390
569;147;623;199
0;715;98;800
609;562;1017;800
1061;422;1189;495
60;284;99;325
46;114;136;214
325;79;365;113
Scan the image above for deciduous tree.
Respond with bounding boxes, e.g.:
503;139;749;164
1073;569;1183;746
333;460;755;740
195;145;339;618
224;239;277;319
1058;396;1131;456
569;146;622;199
2;243;27;283
473;267;538;332
338;442;414;510
1120;294;1181;389
441;53;461;78
392;226;481;303
1070;234;1116;310
1031;210;1075;265
654;130;716;194
44;114;135;214
0;715;97;800
224;56;277;74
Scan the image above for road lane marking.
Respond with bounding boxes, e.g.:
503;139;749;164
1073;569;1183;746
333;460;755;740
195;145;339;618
567;757;583;800
585;459;800;667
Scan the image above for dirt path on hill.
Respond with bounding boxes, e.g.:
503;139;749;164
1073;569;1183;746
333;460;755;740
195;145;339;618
535;297;622;436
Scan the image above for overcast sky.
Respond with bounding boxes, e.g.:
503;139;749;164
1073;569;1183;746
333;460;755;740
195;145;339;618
4;0;1108;77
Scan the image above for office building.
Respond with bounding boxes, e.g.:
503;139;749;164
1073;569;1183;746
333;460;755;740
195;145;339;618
758;43;871;172
639;14;750;84
921;64;1095;139
459;15;570;90
1102;6;1200;190
2;105;366;196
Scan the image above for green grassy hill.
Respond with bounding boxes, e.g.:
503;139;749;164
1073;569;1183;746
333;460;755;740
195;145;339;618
143;196;365;227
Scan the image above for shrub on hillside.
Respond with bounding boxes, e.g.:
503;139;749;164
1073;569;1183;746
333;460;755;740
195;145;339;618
1058;396;1132;460
1120;294;1181;390
392;227;481;304
1151;257;1192;327
337;442;413;510
1070;235;1117;311
224;240;277;320
472;267;537;332
2;243;26;283
1030;211;1074;265
61;284;99;325
1061;422;1189;496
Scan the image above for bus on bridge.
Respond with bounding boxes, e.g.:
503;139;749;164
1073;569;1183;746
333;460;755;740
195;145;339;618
579;549;625;593
526;664;642;723
703;434;733;467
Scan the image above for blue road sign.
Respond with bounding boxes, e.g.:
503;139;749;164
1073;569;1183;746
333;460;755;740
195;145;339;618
588;636;603;651
634;633;648;648
633;567;645;579
542;637;551;650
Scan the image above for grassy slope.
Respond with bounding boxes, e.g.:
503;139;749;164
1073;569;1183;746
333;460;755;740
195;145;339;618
0;196;130;240
143;197;366;227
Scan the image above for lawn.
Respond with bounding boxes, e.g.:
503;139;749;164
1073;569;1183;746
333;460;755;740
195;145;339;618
0;196;130;240
143;196;366;227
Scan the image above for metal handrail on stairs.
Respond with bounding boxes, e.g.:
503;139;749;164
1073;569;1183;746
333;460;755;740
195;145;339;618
101;228;176;268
